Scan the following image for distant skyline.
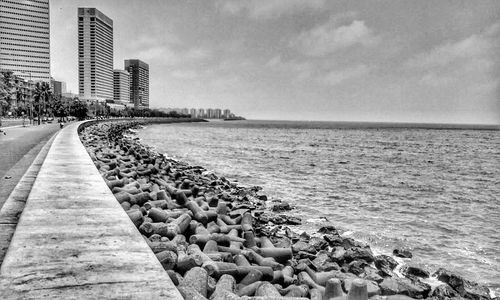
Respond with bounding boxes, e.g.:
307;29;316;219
50;0;500;124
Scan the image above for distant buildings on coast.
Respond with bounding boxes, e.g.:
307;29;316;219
160;108;242;119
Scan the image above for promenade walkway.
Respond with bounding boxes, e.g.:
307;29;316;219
0;121;182;299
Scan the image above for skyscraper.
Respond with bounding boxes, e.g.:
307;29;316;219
113;69;129;104
124;59;149;108
78;8;113;100
0;0;51;82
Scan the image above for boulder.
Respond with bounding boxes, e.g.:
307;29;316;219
345;260;369;276
292;241;316;254
324;234;344;247
374;255;398;271
363;266;384;283
344;247;374;263
313;251;340;272
271;202;292;212
330;246;346;263
379;277;431;299
393;248;413;258
318;225;339;235
401;264;430;279
434;268;491;300
429;284;464;300
309;237;328;251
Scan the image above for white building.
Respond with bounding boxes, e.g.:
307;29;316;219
0;0;51;82
113;69;129;104
78;8;114;100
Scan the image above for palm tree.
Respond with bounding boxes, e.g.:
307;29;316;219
0;71;16;118
33;81;52;125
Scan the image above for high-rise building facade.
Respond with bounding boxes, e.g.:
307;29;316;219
113;69;129;104
78;8;113;100
52;80;66;98
0;0;51;82
124;59;149;108
214;108;222;119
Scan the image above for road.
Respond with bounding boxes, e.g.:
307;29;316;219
0;123;61;209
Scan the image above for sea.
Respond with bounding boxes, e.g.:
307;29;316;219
137;120;500;294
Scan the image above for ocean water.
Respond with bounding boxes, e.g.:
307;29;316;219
137;120;500;293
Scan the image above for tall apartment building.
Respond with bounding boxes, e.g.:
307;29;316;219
0;0;51;82
197;108;205;118
206;108;214;119
78;8;113;100
124;59;149;108
113;69;129;104
214;108;222;119
52;80;66;98
223;109;231;118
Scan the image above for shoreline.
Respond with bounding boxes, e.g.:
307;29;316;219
79;120;494;300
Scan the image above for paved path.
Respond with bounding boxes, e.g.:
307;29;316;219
0;123;61;210
0;121;182;299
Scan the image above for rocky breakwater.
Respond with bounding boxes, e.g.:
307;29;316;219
79;121;494;300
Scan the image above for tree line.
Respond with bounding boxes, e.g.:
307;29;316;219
0;70;190;123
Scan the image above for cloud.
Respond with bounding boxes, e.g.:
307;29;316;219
406;28;497;69
136;46;178;64
134;45;211;66
406;22;500;87
170;69;199;79
218;0;325;19
320;64;372;86
265;56;314;81
291;16;380;56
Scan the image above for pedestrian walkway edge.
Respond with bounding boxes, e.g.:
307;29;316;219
0;121;182;299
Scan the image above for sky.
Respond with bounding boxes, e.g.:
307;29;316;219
50;0;500;124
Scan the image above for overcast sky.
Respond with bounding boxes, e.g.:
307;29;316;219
50;0;500;124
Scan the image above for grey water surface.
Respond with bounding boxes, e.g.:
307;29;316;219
137;120;500;293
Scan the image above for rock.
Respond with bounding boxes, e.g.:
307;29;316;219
312;250;330;265
379;277;431;299
292;241;316;254
313;251;340;272
344;247;374;263
401;264;430;279
318;225;338;235
374;255;398;271
282;215;301;225
330;246;346;263
271;202;292;212
434;268;491;300
256;194;267;201
345;260;369;276
309;237;328;251
363;266;384;283
393;248;413;258
429;284;463;300
342;237;368;249
299;231;310;241
324;234;344;247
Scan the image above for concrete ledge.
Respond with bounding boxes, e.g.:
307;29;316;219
0;121;182;299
